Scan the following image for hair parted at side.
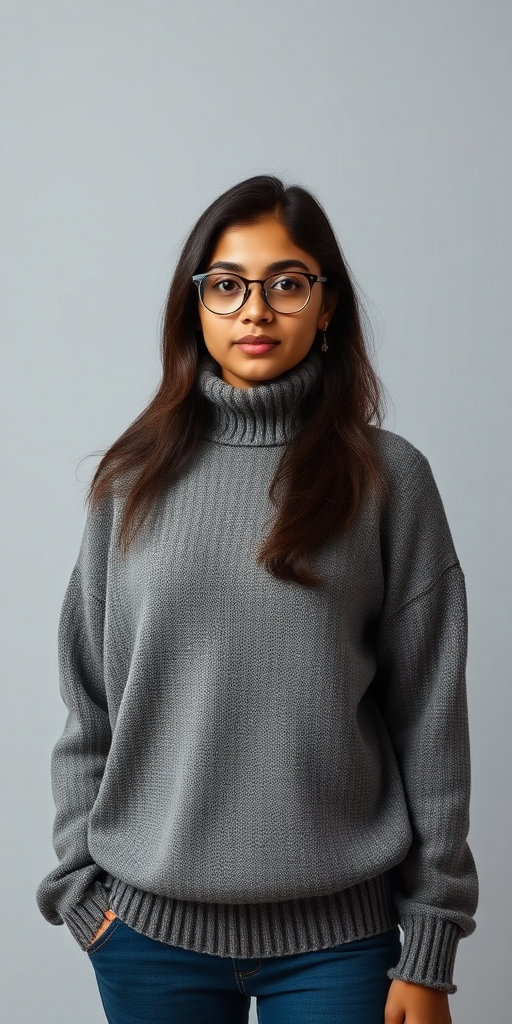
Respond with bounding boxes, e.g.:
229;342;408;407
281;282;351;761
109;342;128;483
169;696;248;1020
86;174;389;588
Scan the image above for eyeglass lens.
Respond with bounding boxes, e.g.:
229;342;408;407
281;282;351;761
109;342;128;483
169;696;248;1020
200;273;312;314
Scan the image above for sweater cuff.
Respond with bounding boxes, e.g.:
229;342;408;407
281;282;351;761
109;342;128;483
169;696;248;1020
387;915;463;993
62;880;111;949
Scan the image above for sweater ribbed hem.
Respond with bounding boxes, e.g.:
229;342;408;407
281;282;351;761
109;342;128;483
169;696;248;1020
63;880;111;947
387;914;463;993
101;871;398;959
68;875;465;989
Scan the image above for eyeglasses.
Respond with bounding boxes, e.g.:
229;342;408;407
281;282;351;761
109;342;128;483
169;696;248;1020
191;271;327;315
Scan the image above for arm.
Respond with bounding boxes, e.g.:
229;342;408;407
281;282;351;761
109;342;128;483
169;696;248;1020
36;496;114;948
374;452;478;994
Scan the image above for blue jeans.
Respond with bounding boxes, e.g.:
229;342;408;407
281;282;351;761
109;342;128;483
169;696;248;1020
86;917;402;1023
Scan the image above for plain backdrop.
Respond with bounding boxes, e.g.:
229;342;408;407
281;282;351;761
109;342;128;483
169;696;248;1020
1;2;510;1022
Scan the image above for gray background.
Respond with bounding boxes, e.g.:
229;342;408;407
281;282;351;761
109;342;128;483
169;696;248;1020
1;1;510;1021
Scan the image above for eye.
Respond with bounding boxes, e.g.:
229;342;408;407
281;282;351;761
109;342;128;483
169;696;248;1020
269;275;302;291
211;275;244;293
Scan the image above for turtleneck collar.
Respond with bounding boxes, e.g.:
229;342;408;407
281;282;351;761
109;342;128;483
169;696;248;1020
196;348;324;447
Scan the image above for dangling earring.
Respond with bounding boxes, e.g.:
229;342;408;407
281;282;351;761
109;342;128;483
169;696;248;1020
321;322;329;352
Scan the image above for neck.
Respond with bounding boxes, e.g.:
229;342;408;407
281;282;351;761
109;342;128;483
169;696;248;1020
196;349;324;447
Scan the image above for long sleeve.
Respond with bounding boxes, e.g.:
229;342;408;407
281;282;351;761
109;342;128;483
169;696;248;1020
36;496;114;948
373;452;478;992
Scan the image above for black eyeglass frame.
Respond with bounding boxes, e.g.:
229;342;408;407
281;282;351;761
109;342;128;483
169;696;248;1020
191;272;328;315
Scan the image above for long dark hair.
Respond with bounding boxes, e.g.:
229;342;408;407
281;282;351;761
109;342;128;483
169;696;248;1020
86;174;388;587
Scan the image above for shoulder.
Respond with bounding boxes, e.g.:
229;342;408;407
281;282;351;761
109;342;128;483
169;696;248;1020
367;425;445;514
80;467;135;559
367;426;459;579
368;424;455;541
368;425;431;484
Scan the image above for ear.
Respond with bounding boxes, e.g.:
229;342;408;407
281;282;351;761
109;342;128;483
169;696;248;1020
317;287;340;330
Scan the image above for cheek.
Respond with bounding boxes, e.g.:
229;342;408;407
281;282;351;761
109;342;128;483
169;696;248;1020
199;312;220;341
288;310;320;342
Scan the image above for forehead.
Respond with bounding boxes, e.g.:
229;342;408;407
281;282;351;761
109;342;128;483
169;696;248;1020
208;216;320;273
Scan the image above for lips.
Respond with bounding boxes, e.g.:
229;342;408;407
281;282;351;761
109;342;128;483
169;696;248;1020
235;340;279;355
235;339;280;352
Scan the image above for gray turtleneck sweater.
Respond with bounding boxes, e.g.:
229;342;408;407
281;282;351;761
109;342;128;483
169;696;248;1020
36;349;478;993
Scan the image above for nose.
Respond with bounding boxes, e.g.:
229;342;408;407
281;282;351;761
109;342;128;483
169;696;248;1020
240;282;273;322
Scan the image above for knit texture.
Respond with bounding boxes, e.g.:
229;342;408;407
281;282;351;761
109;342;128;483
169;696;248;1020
36;348;478;993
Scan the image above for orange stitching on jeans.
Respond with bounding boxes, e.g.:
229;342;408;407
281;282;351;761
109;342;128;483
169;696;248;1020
86;918;122;955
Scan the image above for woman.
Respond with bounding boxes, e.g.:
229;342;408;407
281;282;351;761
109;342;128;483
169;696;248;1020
36;175;478;1023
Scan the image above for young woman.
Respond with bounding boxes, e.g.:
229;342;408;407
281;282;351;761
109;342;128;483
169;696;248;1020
36;175;478;1024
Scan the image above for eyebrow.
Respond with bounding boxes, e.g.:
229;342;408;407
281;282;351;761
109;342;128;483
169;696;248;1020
205;259;312;273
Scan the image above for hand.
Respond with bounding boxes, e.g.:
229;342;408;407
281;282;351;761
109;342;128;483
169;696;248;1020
385;979;452;1023
86;909;117;948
